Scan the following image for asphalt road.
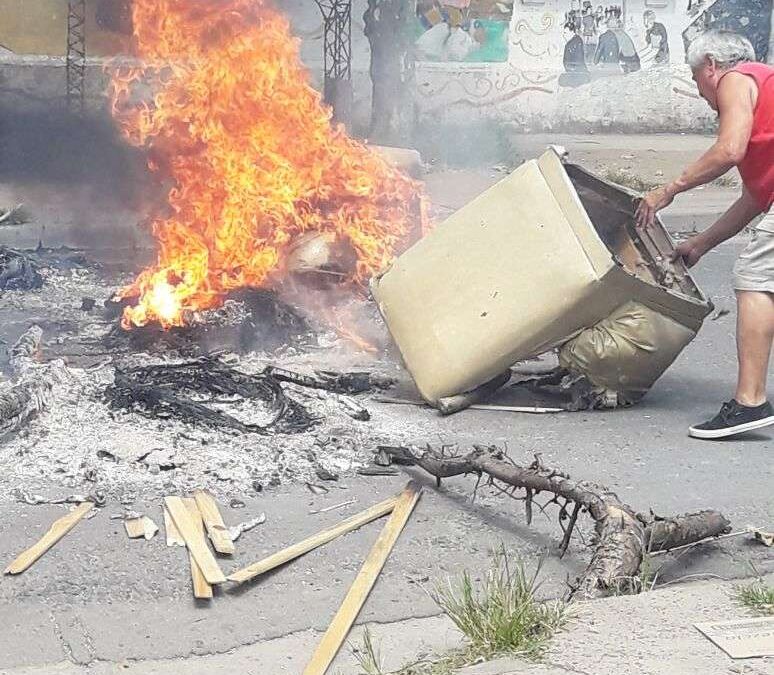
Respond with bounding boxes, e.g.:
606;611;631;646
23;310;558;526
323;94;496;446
0;148;771;672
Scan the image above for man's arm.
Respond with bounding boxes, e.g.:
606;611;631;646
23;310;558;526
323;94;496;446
636;71;757;227
672;188;762;267
670;72;755;191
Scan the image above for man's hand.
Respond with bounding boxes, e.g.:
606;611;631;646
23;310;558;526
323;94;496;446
671;236;707;268
636;184;676;228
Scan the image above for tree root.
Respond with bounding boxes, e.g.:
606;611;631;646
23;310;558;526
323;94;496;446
382;445;731;599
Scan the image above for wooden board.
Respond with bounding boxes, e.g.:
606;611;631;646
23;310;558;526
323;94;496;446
5;502;94;575
193;489;236;555
696;617;774;658
183;498;213;600
164;497;226;585
302;482;422;675
228;495;399;585
164;507;185;547
125;516;158;540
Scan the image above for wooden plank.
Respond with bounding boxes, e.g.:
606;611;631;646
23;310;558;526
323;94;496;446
193;489;236;555
228;495;399;585
164;507;185;547
124;516;158;540
302;482;422;675
183;498;213;600
164;497;226;585
5;502;94;575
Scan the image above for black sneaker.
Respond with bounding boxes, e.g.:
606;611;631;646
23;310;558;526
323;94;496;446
689;399;774;439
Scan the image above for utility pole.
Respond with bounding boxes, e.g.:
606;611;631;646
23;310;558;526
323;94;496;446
66;0;87;113
314;0;353;126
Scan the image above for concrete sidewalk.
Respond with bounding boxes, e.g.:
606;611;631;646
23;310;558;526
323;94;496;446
2;575;771;674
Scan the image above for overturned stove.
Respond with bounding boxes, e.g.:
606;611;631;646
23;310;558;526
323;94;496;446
372;148;713;410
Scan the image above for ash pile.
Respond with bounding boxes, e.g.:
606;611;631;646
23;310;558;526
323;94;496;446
0;251;405;507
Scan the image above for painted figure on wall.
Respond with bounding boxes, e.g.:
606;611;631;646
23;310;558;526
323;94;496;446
594;17;621;66
581;1;598;60
644;10;670;64
560;19;591;86
413;0;511;62
613;18;641;72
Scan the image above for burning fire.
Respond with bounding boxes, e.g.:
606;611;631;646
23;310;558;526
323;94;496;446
109;0;424;329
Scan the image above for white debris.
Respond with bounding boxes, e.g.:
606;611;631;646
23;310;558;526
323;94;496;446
228;513;266;542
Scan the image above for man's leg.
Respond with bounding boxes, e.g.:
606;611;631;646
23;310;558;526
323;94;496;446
689;289;774;438
735;290;774;406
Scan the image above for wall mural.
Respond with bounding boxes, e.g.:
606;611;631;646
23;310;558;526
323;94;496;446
559;4;675;86
414;0;513;62
558;0;772;88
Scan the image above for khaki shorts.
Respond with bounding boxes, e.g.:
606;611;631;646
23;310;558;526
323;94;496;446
733;207;774;293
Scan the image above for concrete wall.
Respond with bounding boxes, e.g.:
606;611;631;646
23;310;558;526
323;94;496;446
0;0;771;133
0;0;130;56
411;0;773;131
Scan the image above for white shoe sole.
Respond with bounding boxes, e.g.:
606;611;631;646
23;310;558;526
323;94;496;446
689;415;774;439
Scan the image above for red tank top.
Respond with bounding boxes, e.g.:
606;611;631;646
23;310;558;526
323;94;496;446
722;63;774;211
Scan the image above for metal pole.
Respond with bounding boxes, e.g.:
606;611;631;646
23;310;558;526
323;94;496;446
66;0;87;113
314;0;353;125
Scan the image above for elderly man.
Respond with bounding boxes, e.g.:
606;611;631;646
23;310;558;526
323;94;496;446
636;30;774;439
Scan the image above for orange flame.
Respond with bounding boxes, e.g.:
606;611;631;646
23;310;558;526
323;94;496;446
109;0;424;329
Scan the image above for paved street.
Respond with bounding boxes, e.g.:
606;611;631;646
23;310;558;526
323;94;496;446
0;135;771;674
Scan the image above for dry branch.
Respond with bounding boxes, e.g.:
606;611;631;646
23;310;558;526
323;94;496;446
382;445;730;598
436;371;512;416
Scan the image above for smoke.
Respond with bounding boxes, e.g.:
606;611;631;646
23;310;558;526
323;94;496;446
0;103;149;205
0;102;158;255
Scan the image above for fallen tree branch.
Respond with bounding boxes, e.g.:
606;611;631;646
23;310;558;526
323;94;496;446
381;445;730;599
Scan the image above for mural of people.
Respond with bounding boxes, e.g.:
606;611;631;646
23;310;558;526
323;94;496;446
644;10;670;64
560;19;591;87
413;0;511;63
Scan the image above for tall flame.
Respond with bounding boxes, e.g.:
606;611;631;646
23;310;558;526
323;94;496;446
109;0;423;329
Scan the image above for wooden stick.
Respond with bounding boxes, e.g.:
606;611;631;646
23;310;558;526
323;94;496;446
124;516;158;540
183;498;213;600
5;502;94;575
302;482;422;675
164;497;226;585
164;507;185;547
436;371;511;416
373;396;562;414
193;489;236;555
228;495;398;585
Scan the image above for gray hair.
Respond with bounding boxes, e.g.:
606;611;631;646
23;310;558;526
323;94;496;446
686;30;756;69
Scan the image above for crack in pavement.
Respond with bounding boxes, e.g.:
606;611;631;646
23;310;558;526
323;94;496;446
48;611;75;664
542;660;593;675
72;614;96;665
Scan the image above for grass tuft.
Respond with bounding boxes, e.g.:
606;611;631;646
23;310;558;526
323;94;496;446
431;547;567;661
351;548;568;675
351;627;386;675
736;580;774;615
